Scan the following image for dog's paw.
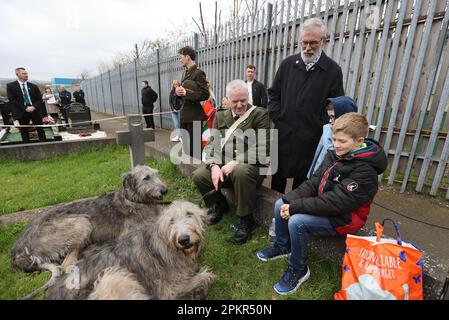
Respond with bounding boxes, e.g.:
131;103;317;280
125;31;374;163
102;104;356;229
191;267;215;299
192;286;208;300
197;267;215;284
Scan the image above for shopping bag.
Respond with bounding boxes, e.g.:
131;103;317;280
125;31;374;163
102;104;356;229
334;219;423;300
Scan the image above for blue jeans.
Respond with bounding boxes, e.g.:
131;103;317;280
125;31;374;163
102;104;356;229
273;198;337;270
171;110;181;137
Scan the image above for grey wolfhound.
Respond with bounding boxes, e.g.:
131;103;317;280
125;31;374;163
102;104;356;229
11;165;167;298
46;201;215;300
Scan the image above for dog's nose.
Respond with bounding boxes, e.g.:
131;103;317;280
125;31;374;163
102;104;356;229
178;235;190;247
160;186;168;195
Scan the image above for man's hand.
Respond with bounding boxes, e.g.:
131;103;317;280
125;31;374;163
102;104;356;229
280;204;290;220
221;160;238;177
175;86;186;97
42;116;55;124
210;165;224;191
25;106;35;113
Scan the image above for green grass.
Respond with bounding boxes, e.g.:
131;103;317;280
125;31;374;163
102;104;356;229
0;148;341;300
200;213;341;300
0;222;50;300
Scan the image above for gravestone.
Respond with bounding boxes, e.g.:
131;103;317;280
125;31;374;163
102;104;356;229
66;102;95;133
116;115;154;168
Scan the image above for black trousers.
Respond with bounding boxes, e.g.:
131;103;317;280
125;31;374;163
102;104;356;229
0;104;13;125
270;170;308;194
180;121;202;160
18;111;46;142
60;105;69;122
143;106;155;129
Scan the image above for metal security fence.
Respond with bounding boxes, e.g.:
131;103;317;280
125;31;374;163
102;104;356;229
81;0;449;198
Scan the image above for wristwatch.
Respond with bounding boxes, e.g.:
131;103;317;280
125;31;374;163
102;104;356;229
206;163;218;169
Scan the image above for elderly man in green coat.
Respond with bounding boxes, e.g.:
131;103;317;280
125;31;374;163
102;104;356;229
193;79;270;245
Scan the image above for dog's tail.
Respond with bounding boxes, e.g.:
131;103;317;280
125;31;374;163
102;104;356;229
23;263;61;300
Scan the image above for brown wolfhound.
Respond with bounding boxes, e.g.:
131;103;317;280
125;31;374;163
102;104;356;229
46;201;215;300
11;165;167;299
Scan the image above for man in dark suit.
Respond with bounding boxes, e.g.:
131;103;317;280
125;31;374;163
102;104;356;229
245;65;268;109
6;67;47;142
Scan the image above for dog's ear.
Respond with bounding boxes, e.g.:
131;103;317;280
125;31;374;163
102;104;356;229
122;172;136;191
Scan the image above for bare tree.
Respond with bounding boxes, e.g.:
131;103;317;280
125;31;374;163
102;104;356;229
97;60;110;74
78;69;91;80
131;38;169;62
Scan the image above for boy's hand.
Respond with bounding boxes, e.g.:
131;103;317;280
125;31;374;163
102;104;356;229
280;204;290;220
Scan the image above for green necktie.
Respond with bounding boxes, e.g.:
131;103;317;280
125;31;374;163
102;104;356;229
22;83;31;106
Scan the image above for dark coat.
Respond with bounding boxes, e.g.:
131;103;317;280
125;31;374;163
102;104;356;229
282;139;387;235
179;64;209;123
268;51;344;178
141;86;158;110
59;90;72;106
169;89;183;110
247;79;268;108
6;80;47;119
0;96;13;125
73;90;86;105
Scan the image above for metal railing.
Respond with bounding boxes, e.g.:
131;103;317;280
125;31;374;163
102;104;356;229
81;0;449;198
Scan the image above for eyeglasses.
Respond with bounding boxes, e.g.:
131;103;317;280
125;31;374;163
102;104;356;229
301;39;323;47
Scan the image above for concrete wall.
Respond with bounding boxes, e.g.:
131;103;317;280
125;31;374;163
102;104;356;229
0;138;116;161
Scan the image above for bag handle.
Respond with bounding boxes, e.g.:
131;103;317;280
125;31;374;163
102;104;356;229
375;218;402;245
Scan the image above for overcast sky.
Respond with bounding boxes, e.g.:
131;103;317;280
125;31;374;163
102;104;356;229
0;0;229;81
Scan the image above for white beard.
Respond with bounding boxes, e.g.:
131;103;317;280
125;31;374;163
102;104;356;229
301;49;322;64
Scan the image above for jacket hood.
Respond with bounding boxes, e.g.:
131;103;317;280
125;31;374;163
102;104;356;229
324;96;358;122
331;139;388;175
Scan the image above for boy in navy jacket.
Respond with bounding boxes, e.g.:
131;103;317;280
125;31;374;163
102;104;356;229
257;112;387;295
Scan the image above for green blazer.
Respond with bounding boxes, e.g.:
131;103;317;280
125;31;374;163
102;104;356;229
180;64;210;123
204;105;270;166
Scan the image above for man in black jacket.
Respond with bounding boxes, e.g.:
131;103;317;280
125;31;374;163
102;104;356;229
141;80;158;129
0;95;13;125
58;86;72;106
268;18;344;193
6;67;47;142
245;65;267;108
58;85;72;121
73;85;86;105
